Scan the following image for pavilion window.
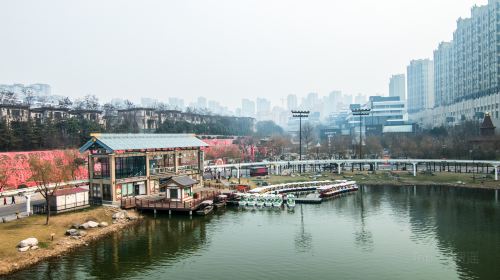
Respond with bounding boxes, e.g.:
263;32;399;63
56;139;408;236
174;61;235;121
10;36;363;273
115;156;146;179
93;157;110;179
121;183;135;197
91;183;101;198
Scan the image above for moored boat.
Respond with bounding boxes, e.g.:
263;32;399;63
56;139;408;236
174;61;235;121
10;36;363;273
213;195;227;208
317;180;358;198
247;195;257;207
264;195;274;207
272;195;283;207
196;200;214;215
256;195;265;207
238;194;248;207
286;194;296;208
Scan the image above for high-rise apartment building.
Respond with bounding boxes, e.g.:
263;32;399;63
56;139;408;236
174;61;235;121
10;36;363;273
256;98;271;114
287;94;298;110
241;98;255;117
433;42;454;107
407;59;434;113
389;74;406;101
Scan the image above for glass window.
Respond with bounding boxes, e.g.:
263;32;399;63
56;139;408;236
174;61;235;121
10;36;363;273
102;184;112;201
115;156;146;179
170;189;178;199
91;184;101;198
93;157;110;179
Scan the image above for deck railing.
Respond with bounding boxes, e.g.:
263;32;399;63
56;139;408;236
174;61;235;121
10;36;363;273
130;191;220;211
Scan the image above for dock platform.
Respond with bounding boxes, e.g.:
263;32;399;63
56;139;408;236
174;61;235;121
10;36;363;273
121;191;220;213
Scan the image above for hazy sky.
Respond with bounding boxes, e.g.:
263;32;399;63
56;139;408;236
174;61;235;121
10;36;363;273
0;0;487;108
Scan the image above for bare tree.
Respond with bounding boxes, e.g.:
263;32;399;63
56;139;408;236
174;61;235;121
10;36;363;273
29;154;72;225
58;97;73;109
124;99;135;109
23;88;35;106
83;94;100;110
0;155;10;192
102;103;117;116
301;122;316;155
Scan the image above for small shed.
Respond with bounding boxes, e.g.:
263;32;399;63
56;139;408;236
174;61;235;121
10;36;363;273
161;176;198;202
48;187;90;213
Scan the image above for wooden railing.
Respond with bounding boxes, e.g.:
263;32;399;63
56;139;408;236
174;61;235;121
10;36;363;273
131;191;220;211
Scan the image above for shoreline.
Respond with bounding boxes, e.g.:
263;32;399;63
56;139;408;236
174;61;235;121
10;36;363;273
0;209;141;277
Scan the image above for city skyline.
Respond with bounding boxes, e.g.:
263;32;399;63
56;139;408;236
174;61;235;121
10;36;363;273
0;0;488;109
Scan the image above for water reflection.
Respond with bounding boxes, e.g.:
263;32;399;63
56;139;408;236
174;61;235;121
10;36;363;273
353;186;373;252
7;215;211;280
294;204;312;253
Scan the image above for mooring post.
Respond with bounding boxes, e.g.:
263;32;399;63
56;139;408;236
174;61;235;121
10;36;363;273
169;210;172;216
495;166;498;181
338;163;341;175
154;208;157;219
189;210;192;216
412;163;417;177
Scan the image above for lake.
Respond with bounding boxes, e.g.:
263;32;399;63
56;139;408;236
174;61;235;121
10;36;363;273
6;185;500;280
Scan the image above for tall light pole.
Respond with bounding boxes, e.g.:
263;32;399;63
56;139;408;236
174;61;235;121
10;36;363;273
292;110;309;173
351;108;371;160
315;142;321;160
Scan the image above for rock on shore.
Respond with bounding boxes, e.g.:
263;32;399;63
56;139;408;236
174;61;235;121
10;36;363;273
17;238;38;252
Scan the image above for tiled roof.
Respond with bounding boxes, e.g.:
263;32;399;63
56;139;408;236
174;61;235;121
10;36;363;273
79;133;208;153
170;176;198;186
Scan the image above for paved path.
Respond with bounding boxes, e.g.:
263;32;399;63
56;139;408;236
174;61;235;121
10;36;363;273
0;193;44;218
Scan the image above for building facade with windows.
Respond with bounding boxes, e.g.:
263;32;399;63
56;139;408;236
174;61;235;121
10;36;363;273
410;0;500;131
407;59;434;114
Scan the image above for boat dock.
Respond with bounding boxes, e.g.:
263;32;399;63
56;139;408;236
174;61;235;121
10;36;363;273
121;191;220;215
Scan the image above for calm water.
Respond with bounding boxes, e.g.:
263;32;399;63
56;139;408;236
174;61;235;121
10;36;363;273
7;185;500;280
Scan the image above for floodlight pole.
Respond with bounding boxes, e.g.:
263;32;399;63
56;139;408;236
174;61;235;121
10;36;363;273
292;110;310;173
351;108;371;166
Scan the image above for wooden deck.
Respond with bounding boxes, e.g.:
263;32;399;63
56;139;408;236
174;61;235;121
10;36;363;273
121;191;220;212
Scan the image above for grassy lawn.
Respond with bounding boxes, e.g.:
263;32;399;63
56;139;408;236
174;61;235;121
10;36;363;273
0;206;113;260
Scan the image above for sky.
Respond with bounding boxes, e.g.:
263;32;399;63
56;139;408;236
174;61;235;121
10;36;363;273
0;0;488;109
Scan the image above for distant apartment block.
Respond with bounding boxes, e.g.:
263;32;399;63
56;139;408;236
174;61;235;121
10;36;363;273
407;59;434;113
410;0;500;131
389;74;406;101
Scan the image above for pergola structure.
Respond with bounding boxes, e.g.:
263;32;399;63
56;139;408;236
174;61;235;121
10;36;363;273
79;133;208;204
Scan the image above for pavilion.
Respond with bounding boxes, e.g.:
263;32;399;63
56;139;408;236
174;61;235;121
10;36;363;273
79;133;208;205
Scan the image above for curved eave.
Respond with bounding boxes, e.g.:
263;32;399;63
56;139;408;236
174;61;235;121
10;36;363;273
79;138;114;154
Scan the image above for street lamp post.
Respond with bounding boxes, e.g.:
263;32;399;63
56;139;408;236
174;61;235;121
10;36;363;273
292;110;310;173
315;142;321;160
351;108;371;161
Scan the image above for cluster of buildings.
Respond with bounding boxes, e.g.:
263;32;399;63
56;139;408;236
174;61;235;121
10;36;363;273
0;104;103;126
0;103;253;132
239;91;366;130
393;0;500;131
